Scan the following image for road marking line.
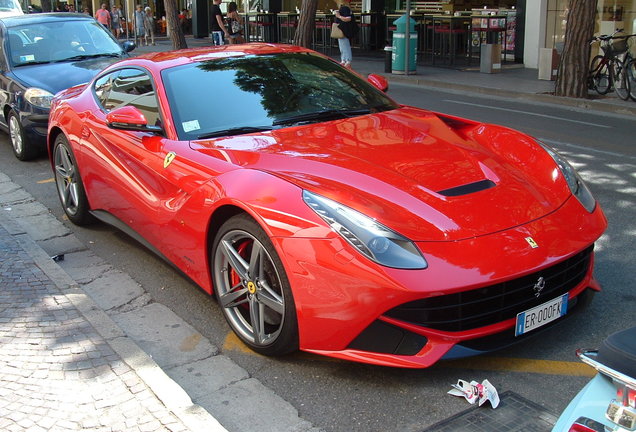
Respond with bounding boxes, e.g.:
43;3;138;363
222;331;258;354
540;137;636;162
442;356;596;377
443;100;612;128
37;178;55;184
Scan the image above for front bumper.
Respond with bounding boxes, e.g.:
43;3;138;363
275;196;607;368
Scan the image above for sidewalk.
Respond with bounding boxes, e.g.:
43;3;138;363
132;35;636;117
0;192;226;432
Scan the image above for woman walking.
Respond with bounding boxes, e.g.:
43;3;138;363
334;1;357;68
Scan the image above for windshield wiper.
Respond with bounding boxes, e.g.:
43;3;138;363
196;126;275;139
273;108;372;126
13;60;52;67
55;53;122;62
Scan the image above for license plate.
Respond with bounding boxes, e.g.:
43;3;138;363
606;400;636;430
515;294;568;336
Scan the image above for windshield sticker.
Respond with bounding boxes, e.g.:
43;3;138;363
20;55;35;62
183;120;201;133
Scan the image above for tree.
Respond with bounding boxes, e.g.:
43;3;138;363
293;0;317;48
164;0;188;50
554;0;598;98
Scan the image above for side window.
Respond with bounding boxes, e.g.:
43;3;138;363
94;68;161;127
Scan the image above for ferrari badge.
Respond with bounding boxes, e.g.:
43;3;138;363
525;236;539;248
164;151;177;168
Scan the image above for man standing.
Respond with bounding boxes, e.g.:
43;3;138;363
134;5;145;46
95;3;111;30
209;0;228;45
110;5;122;38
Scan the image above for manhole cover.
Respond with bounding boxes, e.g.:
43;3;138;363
424;391;558;432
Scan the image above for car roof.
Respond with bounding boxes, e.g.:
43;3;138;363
0;12;94;28
115;43;317;73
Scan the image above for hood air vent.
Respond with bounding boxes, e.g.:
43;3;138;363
437;179;496;197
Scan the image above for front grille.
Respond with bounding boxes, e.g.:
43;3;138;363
385;245;594;332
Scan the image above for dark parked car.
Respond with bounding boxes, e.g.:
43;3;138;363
0;13;134;160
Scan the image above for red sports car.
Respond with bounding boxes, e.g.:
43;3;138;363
47;44;607;368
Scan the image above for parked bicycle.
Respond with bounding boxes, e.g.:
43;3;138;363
588;30;635;101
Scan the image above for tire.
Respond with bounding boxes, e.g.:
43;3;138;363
589;55;611;95
612;60;631;101
626;58;636;102
8;110;39;161
53;134;94;226
212;214;299;356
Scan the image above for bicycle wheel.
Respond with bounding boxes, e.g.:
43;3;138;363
612;59;631;101
590;55;611;94
626;57;636;102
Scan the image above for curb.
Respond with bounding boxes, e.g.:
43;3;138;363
0;210;229;432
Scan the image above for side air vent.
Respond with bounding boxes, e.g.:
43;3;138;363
437;179;496;197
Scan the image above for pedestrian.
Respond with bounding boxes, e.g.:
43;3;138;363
95;3;111;30
110;5;122;38
209;0;228;45
226;2;244;44
334;0;358;68
134;5;145;47
83;7;90;14
67;4;75;12
178;9;188;34
143;6;155;46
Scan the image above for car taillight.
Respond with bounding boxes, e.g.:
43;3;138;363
567;417;605;432
617;386;636;408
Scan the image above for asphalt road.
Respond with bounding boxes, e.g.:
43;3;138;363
1;84;634;432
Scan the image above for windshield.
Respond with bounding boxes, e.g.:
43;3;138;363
161;52;398;140
7;19;124;67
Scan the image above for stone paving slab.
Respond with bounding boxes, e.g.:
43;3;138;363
0;221;206;432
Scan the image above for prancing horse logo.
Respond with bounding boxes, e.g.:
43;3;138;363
533;276;546;298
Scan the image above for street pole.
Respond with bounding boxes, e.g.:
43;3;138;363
404;0;410;75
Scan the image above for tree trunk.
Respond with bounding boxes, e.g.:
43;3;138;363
164;0;188;50
293;0;317;48
554;0;597;98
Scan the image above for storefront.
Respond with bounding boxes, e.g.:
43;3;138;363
20;0;636;69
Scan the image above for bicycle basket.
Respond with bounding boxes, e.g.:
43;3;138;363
604;38;628;56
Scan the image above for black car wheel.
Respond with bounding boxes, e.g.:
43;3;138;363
53;134;93;225
8;110;39;161
212;214;299;356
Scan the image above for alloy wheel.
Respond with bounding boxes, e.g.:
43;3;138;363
54;143;80;217
9;115;23;156
214;229;286;348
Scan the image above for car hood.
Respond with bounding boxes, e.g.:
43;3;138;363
191;106;571;241
10;56;122;94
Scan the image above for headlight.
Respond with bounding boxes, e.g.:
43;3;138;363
24;88;54;109
303;190;427;269
540;142;596;212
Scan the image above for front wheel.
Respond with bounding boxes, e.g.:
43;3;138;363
612;60;631;101
8;110;39;161
626;57;636;102
212;214;298;356
589;55;611;95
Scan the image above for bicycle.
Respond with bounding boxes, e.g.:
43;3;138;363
625;50;636;101
588;30;634;101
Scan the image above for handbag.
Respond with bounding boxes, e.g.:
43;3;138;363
330;22;345;39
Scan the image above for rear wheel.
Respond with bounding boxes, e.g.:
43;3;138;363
212;214;298;356
8;110;39;161
589;55;611;95
53;134;93;225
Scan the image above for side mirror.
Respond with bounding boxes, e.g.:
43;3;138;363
368;73;389;92
106;106;162;133
121;40;136;53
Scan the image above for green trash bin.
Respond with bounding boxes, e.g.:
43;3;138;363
392;14;417;75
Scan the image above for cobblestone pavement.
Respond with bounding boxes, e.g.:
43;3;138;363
0;222;192;432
